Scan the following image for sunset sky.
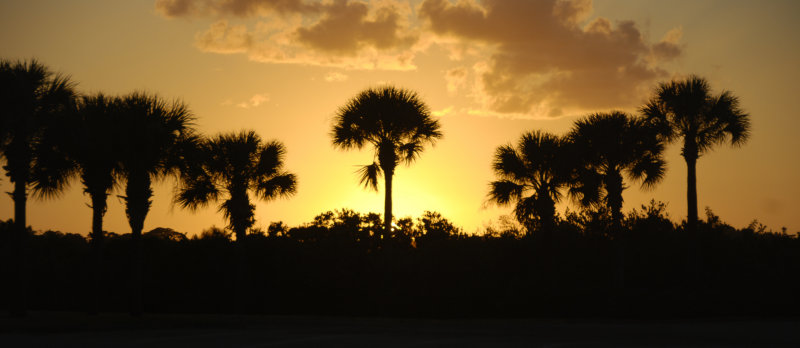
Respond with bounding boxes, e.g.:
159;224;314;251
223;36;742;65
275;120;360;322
1;0;798;236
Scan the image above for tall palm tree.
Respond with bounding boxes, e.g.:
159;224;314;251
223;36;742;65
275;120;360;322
487;131;570;240
0;59;76;316
176;130;297;241
332;86;442;232
567;111;665;229
71;94;122;241
116;92;194;316
641;76;750;234
0;59;76;232
60;93;123;314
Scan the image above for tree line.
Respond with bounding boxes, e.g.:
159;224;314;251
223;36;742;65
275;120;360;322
1;205;798;317
2;58;789;319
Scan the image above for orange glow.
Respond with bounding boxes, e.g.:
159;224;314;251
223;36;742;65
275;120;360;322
1;0;799;236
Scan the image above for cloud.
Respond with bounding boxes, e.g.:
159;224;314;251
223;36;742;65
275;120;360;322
445;67;468;93
324;71;349;82
419;0;683;117
155;0;322;18
160;0;421;70
294;0;417;54
231;93;270;108
195;20;253;54
155;0;196;17
652;27;683;61
432;105;454;117
158;0;684;118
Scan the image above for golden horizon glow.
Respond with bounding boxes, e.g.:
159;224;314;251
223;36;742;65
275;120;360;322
1;0;799;236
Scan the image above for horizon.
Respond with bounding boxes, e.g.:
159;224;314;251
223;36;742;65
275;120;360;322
1;0;799;236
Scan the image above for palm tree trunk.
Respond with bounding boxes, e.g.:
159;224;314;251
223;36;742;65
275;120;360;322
88;190;107;315
383;171;393;238
683;150;702;284
605;170;626;291
13;180;27;234
10;179;28;317
685;155;698;235
535;194;555;243
125;173;152;317
228;189;252;314
606;170;625;231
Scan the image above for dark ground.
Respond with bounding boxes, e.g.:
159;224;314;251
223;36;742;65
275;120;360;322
1;312;799;347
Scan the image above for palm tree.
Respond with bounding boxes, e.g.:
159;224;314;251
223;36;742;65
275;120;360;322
487;131;570;240
70;94;122;240
176;130;297;241
59;93;124;314
641;76;750;234
567;111;665;229
0;59;76;316
332;86;442;233
116;92;194;316
177;130;296;312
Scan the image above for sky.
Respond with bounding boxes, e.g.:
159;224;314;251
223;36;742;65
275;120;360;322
1;0;799;236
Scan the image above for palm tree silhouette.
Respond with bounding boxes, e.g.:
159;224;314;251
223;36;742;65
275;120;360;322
63;93;124;314
488;131;570;240
177;130;296;312
176;130;297;241
69;94;122;247
332;86;442;233
642;76;750;234
0;59;76;316
116;92;194;316
567;111;665;229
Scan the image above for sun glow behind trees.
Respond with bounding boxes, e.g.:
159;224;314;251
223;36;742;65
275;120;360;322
0;0;798;236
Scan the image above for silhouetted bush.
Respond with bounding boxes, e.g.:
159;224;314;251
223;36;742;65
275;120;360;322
7;209;800;317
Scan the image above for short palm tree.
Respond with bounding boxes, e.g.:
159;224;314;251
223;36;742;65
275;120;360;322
176;130;297;241
177;131;296;312
567;111;665;229
488;131;570;239
332;86;442;232
641;76;750;234
0;59;76;316
116;92;194;316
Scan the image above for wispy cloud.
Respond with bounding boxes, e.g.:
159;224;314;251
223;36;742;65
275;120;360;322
324;71;349;82
432;105;454;117
226;93;270;109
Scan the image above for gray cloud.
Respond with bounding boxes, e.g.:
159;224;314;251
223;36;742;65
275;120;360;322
155;0;321;17
158;0;683;116
295;0;417;54
160;0;419;69
419;0;683;117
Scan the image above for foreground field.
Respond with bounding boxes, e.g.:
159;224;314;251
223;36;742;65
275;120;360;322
2;312;799;347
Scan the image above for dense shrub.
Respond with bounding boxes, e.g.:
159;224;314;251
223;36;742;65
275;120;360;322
2;208;798;317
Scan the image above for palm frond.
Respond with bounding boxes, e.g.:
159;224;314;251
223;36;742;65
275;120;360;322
513;194;538;227
492;144;527;180
255;140;285;178
255;172;298;200
488;180;524;206
568;166;603;208
356;162;382;192
398;140;424;164
175;174;219;211
712;90;751;147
